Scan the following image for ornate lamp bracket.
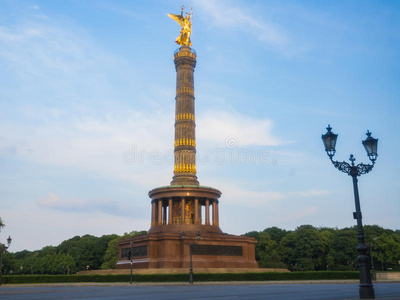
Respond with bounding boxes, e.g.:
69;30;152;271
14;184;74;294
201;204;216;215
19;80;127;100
331;155;374;177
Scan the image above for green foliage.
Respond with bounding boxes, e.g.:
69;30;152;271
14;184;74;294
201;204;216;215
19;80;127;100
0;217;4;229
243;231;260;242
244;224;400;272
256;232;286;268
101;237;121;270
1;251;17;275
373;233;400;271
101;231;147;270
279;225;331;271
2;271;359;284
14;252;76;275
13;250;31;260
243;227;288;268
326;227;358;271
11;234;120;275
263;227;288;243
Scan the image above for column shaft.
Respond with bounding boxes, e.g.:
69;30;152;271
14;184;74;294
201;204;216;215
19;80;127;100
158;199;162;225
181;197;185;224
212;200;216;226
168;198;173;225
151;201;156;226
216;201;219;226
194;198;199;224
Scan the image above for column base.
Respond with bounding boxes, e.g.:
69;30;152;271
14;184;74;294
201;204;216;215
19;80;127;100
359;284;375;299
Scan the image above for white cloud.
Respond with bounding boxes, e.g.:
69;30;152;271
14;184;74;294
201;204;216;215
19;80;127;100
194;0;288;48
0;23;92;78
270;206;318;223
37;192;132;217
215;181;330;208
0;15;175;188
98;2;142;19
197;110;284;147
295;189;330;198
0;16;131;113
0;108;173;187
221;185;285;207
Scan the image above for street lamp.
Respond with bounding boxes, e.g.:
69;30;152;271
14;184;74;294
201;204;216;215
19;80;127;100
0;235;12;286
181;232;201;284
129;240;133;285
322;125;378;299
370;235;377;281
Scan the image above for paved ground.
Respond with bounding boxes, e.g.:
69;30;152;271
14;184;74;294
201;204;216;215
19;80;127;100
0;282;399;300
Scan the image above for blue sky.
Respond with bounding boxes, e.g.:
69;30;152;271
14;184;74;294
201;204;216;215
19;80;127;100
1;0;399;252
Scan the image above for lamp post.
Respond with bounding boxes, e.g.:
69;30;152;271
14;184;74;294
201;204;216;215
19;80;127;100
322;125;378;299
0;235;12;286
370;236;377;281
129;240;133;285
181;232;201;284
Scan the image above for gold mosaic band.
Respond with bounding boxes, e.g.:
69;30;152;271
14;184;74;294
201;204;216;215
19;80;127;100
176;86;194;96
174;138;196;147
175;113;195;121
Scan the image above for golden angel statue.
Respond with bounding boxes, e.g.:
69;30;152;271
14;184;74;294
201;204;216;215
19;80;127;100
168;6;192;46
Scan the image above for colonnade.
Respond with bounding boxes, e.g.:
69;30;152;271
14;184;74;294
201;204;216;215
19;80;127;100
151;197;219;227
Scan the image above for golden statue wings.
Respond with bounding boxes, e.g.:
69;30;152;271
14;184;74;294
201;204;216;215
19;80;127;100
168;6;192;46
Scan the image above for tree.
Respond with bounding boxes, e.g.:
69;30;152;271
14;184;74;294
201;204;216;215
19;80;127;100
55;234;118;271
256;232;286;268
280;225;330;271
20;253;40;275
263;227;289;243
102;231;147;270
326;227;358;271
1;251;16;275
243;231;260;242
0;217;4;230
373;232;400;271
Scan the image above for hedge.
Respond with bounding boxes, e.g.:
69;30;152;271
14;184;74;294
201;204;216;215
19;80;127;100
2;271;359;284
194;271;359;282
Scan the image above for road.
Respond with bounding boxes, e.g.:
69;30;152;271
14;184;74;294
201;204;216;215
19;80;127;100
0;283;400;300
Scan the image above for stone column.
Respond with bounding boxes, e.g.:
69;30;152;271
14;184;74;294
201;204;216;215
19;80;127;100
212;200;216;226
205;198;210;225
171;46;199;186
215;200;219;226
151;201;156;226
194;198;199;224
158;199;162;225
168;198;173;225
181;197;185;224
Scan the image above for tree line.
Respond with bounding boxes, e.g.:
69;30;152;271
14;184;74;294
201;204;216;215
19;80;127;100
1;225;399;275
1;231;146;275
243;225;400;271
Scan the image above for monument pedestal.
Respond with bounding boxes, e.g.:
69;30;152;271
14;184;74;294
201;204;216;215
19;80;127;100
116;231;257;270
116;186;257;269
